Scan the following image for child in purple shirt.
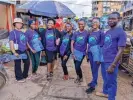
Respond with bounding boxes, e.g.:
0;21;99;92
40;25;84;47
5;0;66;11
71;19;88;84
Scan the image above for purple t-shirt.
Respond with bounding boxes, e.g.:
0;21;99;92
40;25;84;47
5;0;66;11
102;27;127;63
45;29;56;51
72;30;88;54
60;33;70;56
88;30;104;49
9;29;27;52
26;29;44;52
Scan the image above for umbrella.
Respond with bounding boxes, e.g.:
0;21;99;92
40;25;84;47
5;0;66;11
17;1;75;18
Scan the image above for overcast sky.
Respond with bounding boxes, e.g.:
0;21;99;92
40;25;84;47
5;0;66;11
34;0;92;17
55;0;92;17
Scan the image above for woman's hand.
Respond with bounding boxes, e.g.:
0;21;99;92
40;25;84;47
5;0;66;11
41;51;46;56
63;55;68;60
31;49;36;54
56;38;60;46
14;52;19;57
72;54;75;60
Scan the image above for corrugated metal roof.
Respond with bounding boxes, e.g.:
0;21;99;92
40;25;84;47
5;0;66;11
0;0;16;5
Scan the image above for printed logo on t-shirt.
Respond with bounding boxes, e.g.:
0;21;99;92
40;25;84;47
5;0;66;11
62;37;69;46
31;34;39;44
46;33;55;47
20;34;26;44
104;34;112;49
76;36;85;46
89;36;97;45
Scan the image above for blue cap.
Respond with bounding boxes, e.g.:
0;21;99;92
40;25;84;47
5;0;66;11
28;19;35;26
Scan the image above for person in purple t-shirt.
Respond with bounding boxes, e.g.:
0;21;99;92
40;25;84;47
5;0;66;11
40;18;61;80
59;23;73;80
26;20;43;79
86;18;104;94
71;19;88;84
9;18;30;83
96;12;127;100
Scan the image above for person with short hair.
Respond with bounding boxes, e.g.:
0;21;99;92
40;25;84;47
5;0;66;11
71;19;88;84
96;12;127;100
40;18;61;80
86;18;104;94
59;23;73;80
9;18;30;83
26;19;43;79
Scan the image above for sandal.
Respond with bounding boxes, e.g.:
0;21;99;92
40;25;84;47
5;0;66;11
96;92;108;98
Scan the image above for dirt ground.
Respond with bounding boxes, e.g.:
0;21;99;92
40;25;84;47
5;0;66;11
0;58;133;100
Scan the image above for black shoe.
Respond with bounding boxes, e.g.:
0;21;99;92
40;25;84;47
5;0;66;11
47;73;52;81
88;83;92;87
74;76;83;84
50;72;53;77
86;87;95;94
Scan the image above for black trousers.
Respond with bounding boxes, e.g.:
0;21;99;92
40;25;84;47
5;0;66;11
61;55;69;75
74;56;84;79
14;50;30;80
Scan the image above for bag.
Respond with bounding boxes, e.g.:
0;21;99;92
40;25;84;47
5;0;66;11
31;33;44;52
6;31;18;50
90;45;100;62
74;49;84;61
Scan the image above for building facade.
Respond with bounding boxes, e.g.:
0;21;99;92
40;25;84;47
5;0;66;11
0;1;16;32
92;0;123;17
122;1;133;31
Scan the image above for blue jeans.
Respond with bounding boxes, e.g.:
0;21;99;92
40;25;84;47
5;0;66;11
88;52;100;88
101;62;118;100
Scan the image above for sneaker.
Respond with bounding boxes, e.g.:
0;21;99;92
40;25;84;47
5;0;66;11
86;87;95;94
63;75;69;80
26;75;34;80
95;92;108;98
74;76;83;84
47;73;52;81
17;79;25;83
65;75;69;80
50;72;53;77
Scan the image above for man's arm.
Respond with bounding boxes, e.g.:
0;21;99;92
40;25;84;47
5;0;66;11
107;47;125;73
112;47;125;66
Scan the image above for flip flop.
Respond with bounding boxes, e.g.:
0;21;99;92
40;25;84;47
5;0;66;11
96;92;108;98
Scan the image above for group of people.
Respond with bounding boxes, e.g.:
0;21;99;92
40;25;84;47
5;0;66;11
9;11;126;100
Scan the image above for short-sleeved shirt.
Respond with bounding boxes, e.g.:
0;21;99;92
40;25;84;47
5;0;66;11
45;29;60;51
88;30;104;49
71;30;88;54
9;29;27;52
25;29;42;51
102;27;127;63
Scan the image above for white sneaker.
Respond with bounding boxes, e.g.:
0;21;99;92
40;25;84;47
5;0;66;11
17;79;26;83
